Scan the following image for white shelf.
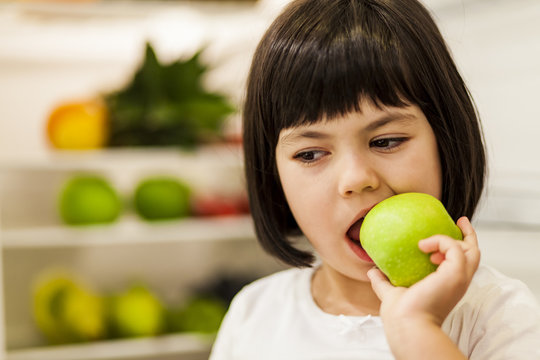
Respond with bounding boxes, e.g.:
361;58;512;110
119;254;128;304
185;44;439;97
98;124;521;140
6;333;213;360
0;215;254;249
0;145;243;172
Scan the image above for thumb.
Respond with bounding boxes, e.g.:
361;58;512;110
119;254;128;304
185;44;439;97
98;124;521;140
368;267;394;300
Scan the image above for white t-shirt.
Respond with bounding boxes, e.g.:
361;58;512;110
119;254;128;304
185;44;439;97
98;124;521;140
209;264;540;360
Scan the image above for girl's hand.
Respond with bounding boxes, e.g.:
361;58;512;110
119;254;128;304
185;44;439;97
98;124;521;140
367;217;480;358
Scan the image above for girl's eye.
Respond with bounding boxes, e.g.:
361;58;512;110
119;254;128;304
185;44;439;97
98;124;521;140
293;150;327;163
370;137;407;150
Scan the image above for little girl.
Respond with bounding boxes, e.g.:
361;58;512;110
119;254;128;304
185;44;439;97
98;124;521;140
210;0;540;359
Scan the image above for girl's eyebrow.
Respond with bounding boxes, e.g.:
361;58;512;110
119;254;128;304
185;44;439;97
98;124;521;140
279;129;330;145
280;111;417;144
364;111;417;132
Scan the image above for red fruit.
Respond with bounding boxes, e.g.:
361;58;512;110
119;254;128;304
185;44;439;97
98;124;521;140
192;194;249;217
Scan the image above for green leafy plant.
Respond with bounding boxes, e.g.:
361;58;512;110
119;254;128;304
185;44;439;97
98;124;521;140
105;43;235;148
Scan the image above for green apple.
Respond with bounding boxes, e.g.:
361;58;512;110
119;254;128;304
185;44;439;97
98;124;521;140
360;192;462;287
59;175;122;225
108;284;165;338
166;296;227;334
134;177;191;221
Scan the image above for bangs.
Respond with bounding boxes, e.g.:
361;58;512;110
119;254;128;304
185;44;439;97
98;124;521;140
264;0;416;131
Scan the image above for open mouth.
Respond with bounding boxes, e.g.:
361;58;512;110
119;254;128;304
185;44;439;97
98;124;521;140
346;217;373;262
346;218;364;244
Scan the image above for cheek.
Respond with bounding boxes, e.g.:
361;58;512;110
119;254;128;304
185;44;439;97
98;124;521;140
427;154;443;199
388;139;442;199
277;166;333;236
409;139;442;199
424;137;443;198
280;173;317;219
277;163;304;217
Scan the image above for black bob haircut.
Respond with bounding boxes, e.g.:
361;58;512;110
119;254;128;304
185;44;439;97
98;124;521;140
243;0;486;267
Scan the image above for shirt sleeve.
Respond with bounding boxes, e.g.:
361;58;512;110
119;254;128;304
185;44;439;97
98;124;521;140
445;266;540;360
470;279;540;360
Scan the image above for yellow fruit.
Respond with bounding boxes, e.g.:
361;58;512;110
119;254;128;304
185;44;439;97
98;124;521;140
33;275;74;344
62;286;106;341
47;99;108;149
33;273;106;344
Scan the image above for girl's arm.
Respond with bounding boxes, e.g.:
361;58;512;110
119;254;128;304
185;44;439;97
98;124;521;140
368;217;480;360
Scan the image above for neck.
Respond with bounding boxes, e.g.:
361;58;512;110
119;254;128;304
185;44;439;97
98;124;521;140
311;264;381;316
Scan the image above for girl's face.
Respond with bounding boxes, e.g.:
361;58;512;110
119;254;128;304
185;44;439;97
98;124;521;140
275;100;442;282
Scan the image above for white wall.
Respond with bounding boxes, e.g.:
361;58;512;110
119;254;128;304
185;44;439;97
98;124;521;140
432;0;540;174
426;0;540;229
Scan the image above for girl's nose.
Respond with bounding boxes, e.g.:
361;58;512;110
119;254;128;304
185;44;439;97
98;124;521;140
338;155;380;197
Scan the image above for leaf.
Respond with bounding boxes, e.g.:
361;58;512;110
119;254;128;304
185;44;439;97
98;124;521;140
164;51;208;101
105;42;236;148
122;44;165;105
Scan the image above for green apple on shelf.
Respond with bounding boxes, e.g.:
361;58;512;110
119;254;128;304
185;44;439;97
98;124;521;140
166;296;227;334
59;175;122;226
108;284;165;338
134;177;192;221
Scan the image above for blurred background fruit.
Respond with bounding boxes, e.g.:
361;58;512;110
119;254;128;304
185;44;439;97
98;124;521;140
44;43;236;152
33;273;106;345
30;270;259;347
166;296;227;334
192;193;249;217
192;273;256;307
134;177;192;221
59;175;122;225
165;273;255;334
46;100;108;150
107;284;165;338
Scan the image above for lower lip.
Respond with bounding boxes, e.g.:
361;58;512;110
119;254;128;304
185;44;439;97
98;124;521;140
346;237;374;263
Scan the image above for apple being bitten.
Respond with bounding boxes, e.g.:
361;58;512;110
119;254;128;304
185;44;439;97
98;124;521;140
360;192;463;287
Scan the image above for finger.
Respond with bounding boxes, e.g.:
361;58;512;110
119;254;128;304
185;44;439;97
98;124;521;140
367;267;395;300
457;216;478;247
430;251;445;265
456;216;481;275
418;217;477;253
419;235;463;256
420;233;479;284
419;235;466;271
